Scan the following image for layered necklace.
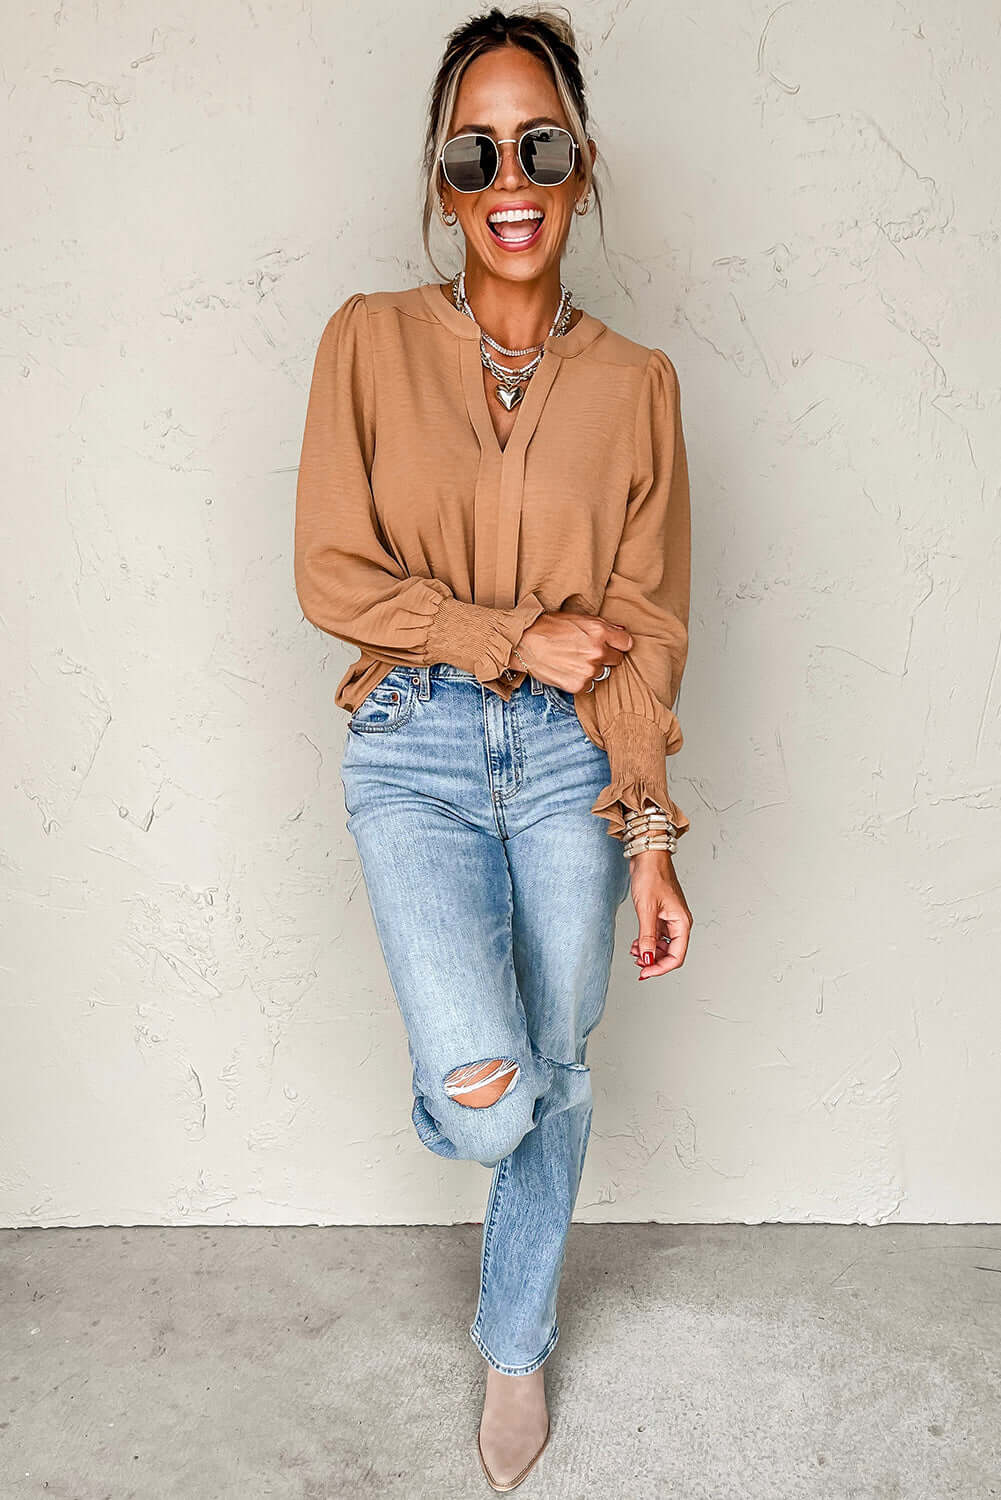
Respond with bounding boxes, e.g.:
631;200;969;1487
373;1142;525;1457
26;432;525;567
450;269;575;411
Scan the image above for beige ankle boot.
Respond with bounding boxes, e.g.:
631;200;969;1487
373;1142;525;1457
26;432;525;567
476;1365;551;1492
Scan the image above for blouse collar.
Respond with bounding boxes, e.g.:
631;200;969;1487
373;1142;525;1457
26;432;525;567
417;281;606;359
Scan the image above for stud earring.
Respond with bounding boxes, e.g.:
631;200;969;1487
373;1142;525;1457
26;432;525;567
438;196;458;226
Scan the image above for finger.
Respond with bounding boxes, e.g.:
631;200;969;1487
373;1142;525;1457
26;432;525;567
586;642;628;677
638;910;690;975
599;620;633;649
630;933;670;965
630;935;669;950
639;908;691;977
634;908;661;971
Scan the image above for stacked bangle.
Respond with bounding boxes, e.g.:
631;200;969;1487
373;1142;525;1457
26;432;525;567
622;804;678;858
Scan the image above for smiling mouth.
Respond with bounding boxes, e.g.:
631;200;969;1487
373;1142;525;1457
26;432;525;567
486;210;545;246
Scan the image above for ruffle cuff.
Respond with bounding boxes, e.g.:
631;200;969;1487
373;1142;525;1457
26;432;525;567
423;589;546;682
589;711;690;843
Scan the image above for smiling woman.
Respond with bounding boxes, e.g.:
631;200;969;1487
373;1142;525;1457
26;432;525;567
438;118;579;251
294;5;695;1491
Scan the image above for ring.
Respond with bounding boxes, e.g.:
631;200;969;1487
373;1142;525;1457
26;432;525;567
586;664;613;691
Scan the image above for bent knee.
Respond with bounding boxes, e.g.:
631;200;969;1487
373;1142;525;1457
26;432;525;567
443;1057;521;1108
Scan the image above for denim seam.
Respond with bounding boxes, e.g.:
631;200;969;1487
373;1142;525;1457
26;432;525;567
471;1154;509;1339
481;688;508;840
468;1316;561;1376
576;1103;594;1184
410;1083;449;1154
496;690;525;803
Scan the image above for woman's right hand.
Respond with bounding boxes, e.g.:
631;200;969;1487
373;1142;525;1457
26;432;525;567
515;612;633;693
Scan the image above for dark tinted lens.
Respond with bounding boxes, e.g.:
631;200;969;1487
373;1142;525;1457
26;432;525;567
520;128;575;186
441;134;498;193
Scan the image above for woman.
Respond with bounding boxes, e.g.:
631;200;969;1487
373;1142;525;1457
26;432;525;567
294;6;693;1491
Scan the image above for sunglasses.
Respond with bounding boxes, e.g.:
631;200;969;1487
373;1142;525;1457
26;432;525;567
439;126;579;194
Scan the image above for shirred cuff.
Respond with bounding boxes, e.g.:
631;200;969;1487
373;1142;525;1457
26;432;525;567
423;590;546;682
589;711;690;843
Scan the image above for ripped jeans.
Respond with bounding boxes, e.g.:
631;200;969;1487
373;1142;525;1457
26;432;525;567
340;663;632;1375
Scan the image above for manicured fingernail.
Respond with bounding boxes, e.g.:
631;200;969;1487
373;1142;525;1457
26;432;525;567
642;951;653;966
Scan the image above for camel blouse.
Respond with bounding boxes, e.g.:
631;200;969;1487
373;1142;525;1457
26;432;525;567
293;282;692;842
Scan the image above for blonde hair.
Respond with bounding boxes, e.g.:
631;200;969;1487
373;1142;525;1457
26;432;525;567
420;5;606;280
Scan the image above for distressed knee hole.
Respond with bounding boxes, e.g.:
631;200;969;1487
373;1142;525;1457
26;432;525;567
443;1058;521;1108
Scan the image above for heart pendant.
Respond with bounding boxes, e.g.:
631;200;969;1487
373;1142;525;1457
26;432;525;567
496;383;524;411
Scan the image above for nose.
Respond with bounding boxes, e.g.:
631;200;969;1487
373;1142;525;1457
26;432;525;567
494;138;526;186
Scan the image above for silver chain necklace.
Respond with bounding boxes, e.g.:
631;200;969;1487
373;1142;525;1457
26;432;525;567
451;270;575;411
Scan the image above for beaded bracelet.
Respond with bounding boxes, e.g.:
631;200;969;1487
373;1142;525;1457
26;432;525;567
622;804;678;858
624;810;676;833
624;805;672;825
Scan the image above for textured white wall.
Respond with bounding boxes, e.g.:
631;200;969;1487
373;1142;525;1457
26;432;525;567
3;1;999;1228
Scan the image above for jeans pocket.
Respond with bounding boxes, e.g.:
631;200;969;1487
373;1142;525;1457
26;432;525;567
347;667;417;734
542;683;580;718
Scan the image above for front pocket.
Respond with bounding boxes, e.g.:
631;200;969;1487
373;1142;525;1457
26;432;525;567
347;670;416;734
542;683;580;718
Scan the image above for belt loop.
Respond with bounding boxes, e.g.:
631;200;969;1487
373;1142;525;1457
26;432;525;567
530;674;544;695
416;665;431;700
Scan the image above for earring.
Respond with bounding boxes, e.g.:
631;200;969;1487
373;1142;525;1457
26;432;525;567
438;196;458;226
574;193;590;216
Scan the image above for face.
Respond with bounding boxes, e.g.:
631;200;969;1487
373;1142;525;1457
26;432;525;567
438;45;596;284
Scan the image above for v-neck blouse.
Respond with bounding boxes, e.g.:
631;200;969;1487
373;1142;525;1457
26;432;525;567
294;282;692;842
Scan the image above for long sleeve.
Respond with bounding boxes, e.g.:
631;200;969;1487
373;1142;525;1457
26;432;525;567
588;347;692;841
294;293;546;683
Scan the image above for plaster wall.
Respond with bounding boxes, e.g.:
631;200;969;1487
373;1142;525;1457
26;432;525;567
3;0;999;1225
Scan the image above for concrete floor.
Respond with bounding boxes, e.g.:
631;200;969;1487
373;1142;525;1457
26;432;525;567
2;1224;999;1499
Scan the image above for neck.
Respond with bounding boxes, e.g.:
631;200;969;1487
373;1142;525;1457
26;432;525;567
456;264;570;348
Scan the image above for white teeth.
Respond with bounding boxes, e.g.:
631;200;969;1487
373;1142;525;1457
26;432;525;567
488;208;544;224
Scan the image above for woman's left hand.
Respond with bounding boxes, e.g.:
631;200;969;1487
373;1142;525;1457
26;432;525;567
628;849;693;979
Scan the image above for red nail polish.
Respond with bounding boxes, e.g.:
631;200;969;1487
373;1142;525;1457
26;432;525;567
642;951;653;966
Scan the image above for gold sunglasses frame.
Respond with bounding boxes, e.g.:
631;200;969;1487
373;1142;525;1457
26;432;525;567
438;127;579;194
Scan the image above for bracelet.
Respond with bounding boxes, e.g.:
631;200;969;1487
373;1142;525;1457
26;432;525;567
624;834;677;858
624;805;674;826
511;645;531;673
622;802;679;858
623;815;676;836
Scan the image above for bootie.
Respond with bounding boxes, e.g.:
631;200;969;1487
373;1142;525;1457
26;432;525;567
476;1364;551;1492
477;1417;550;1492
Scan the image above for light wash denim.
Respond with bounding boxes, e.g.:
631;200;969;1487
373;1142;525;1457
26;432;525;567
340;662;632;1375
